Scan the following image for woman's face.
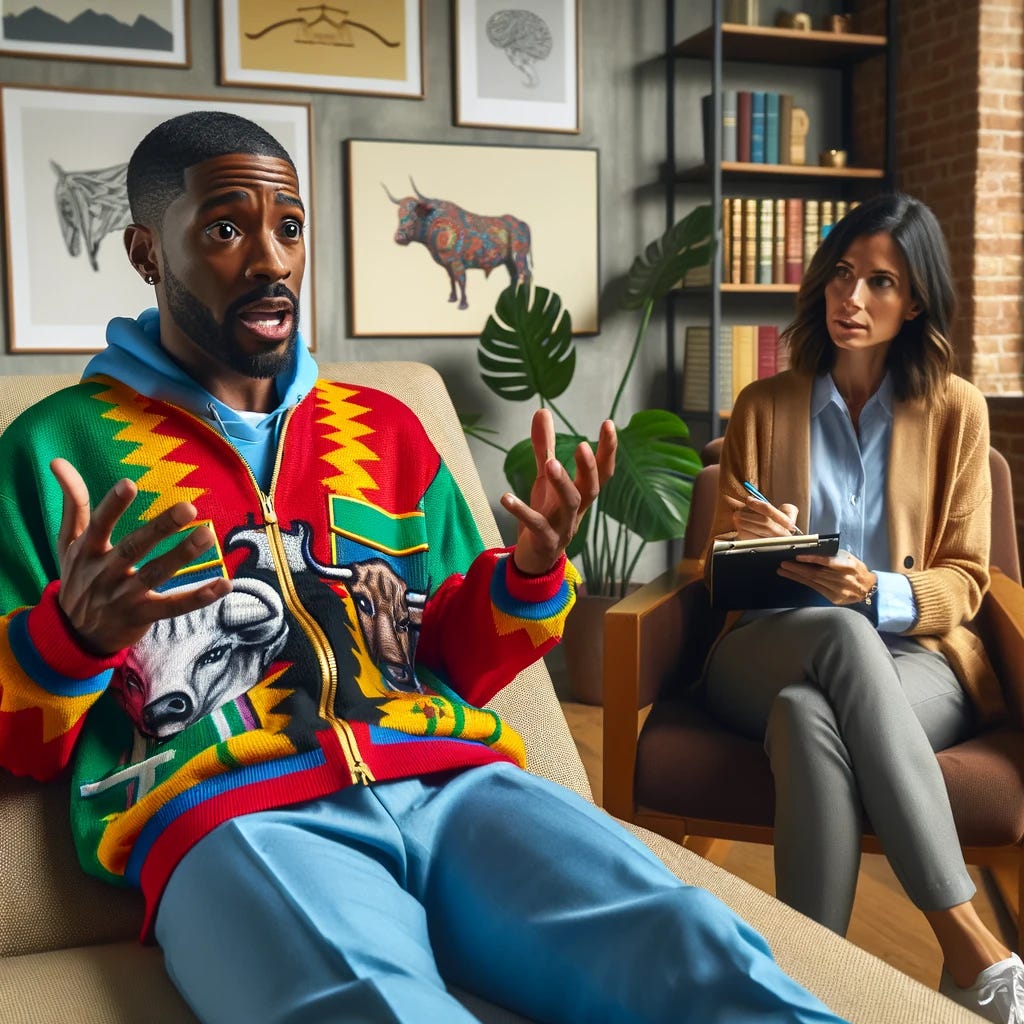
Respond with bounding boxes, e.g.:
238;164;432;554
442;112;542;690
824;231;920;354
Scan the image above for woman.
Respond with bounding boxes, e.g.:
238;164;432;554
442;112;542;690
702;193;1023;1023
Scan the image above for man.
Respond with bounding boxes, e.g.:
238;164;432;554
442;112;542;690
0;111;846;1023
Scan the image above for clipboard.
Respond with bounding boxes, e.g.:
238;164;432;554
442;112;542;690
710;532;841;609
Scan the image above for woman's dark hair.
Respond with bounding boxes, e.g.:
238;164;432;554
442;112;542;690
781;192;956;400
126;110;295;229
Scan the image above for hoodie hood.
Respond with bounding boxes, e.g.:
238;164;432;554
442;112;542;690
85;308;319;488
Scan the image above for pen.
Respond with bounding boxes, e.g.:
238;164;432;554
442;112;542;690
741;480;800;535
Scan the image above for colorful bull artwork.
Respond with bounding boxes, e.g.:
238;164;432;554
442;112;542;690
382;178;532;310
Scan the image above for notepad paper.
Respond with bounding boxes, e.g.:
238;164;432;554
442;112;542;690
710;532;841;609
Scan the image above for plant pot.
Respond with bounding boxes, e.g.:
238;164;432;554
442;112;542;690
561;586;637;706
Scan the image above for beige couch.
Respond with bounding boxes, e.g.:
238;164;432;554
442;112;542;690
0;363;977;1023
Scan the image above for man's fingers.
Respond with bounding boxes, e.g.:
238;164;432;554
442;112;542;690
142;576;232;623
530;408;556;472
122;519;213;590
595;420;617;486
51;458;94;555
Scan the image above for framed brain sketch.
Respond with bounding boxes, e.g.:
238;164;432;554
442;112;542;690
454;0;580;133
344;138;598;338
0;86;313;353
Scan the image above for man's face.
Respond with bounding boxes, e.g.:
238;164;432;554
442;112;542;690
156;154;305;381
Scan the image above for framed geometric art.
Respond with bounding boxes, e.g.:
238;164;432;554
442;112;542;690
218;0;423;98
345;138;598;337
0;86;314;353
454;0;580;133
0;1;190;67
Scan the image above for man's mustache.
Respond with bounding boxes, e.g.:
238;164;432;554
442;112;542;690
226;283;300;320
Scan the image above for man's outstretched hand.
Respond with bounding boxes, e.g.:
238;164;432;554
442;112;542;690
50;458;232;656
501;410;616;577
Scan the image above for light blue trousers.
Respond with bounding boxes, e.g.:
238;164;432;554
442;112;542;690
155;761;847;1024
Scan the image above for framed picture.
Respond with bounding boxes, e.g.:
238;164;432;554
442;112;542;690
218;0;423;98
0;1;190;67
345;138;598;337
454;0;579;133
0;86;314;353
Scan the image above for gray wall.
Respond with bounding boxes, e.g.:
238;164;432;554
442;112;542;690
0;0;685;579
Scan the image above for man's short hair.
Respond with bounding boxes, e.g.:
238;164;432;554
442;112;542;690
127;110;295;229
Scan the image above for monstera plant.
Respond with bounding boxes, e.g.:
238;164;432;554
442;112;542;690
463;204;713;600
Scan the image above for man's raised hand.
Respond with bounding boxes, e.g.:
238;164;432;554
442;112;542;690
51;458;231;656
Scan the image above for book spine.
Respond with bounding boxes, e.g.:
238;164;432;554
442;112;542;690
772;198;786;283
820;199;835;241
722;197;732;283
682;326;712;412
718;325;733;414
750;92;766;163
732;325;758;400
835;199;849;224
803;199;820;271
757;324;779;378
737;91;752;163
778;94;793;167
785;197;804;284
701;94;714;166
730;196;743;284
757;199;773;284
764;92;780;164
742;198;758;284
722;90;738;162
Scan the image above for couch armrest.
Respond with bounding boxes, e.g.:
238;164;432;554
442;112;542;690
602;559;704;820
981;567;1024;727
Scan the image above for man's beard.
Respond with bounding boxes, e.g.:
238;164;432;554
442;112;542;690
162;263;300;380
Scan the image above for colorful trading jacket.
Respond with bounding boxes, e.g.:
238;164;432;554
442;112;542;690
0;374;579;937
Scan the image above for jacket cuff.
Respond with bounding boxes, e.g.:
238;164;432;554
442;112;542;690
503;548;568;603
26;581;128;677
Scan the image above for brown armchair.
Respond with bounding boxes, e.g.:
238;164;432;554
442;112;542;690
603;446;1024;950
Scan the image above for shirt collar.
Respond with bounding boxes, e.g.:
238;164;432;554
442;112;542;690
812;370;894;420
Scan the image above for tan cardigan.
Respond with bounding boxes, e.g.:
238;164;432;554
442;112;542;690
705;370;1003;723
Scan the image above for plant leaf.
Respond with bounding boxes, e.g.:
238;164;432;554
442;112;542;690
478;283;575;403
622;205;715;310
597;409;703;542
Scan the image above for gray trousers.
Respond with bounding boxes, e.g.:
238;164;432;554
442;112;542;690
704;606;977;934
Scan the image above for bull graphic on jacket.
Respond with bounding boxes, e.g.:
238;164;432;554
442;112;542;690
0;375;579;939
383;178;532;310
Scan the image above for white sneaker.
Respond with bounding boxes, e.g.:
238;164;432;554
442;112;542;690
940;953;1024;1023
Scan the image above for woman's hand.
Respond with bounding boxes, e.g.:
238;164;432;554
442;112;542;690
779;549;878;606
723;492;799;540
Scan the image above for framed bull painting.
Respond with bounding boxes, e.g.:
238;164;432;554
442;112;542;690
218;0;423;99
0;86;313;353
344;138;599;337
454;0;580;133
0;1;190;67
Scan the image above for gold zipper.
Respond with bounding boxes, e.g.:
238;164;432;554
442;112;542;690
176;401;374;785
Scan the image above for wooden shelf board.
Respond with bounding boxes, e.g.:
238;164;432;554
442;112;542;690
674;24;887;65
675;162;885;181
721;283;799;293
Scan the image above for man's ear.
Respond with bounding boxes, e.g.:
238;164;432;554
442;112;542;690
124;223;160;286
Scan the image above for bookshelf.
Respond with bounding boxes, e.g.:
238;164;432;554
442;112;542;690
664;0;896;444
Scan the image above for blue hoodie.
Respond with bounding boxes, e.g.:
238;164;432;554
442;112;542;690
84;308;319;490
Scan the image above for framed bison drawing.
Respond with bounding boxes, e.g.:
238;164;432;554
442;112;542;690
344;138;598;337
454;0;580;133
218;0;423;98
0;86;313;353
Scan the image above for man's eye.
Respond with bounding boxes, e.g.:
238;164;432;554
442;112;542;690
205;221;239;241
281;219;303;240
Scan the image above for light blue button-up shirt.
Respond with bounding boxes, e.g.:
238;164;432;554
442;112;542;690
809;372;916;632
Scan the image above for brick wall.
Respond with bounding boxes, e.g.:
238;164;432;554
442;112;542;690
855;0;1024;551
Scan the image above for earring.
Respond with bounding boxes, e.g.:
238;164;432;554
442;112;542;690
145;273;157;286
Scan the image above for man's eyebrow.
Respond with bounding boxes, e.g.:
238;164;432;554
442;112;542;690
196;190;305;215
276;192;304;212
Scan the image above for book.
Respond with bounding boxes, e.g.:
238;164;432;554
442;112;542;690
820;199;835;240
737;91;752;162
710;532;841;609
784;197;804;284
730;196;743;284
742;198;758;284
757;199;773;284
731;324;758;400
764;92;780;164
722;90;738;162
757;324;779;378
803;199;820;271
682;325;712;411
722;198;732;284
772;199;786;283
725;0;759;24
750;92;766;163
778;94;793;167
718;325;733;414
